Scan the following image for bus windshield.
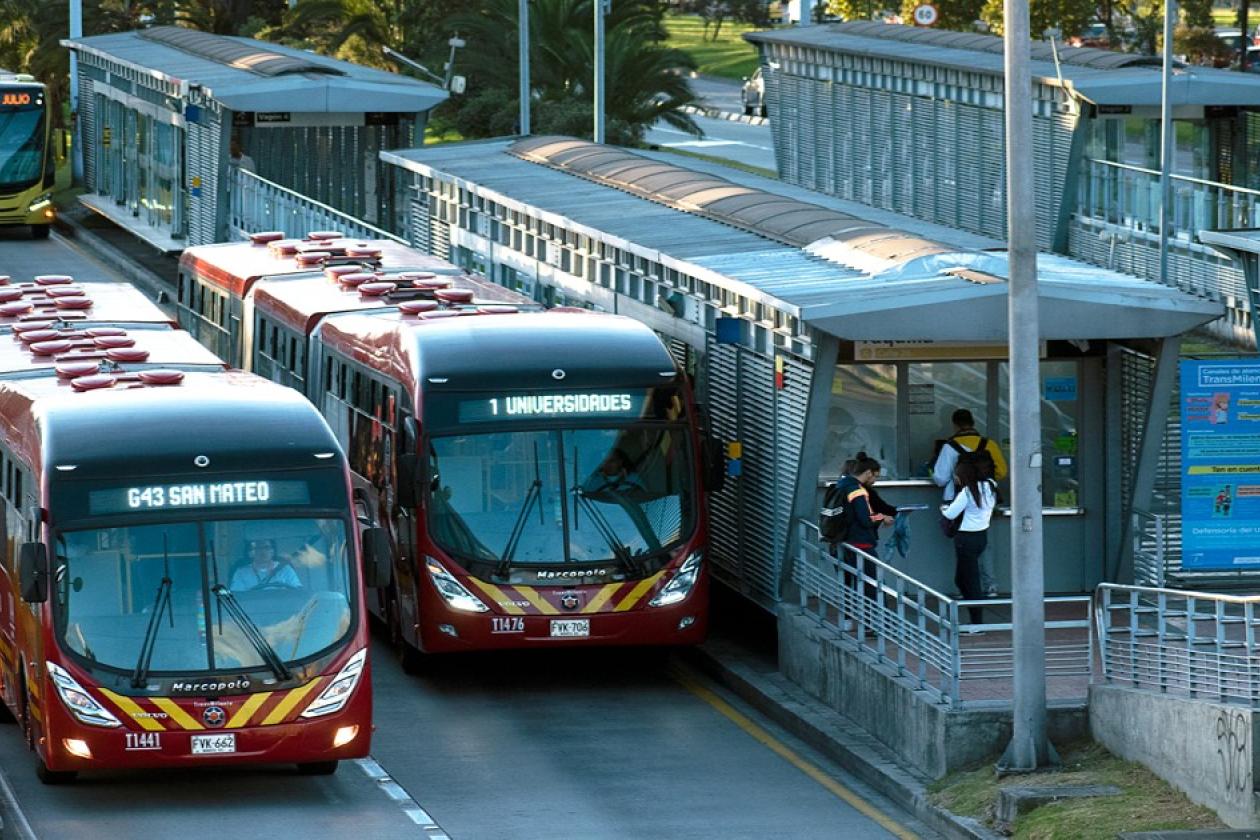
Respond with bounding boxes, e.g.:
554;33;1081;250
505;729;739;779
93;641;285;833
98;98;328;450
0;100;44;193
53;516;353;677
428;425;695;571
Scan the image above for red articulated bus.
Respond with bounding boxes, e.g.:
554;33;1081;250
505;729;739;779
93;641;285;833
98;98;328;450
176;232;714;669
0;273;175;334
0;279;387;782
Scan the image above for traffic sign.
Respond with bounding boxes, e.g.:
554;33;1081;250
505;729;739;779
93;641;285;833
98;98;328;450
912;3;938;26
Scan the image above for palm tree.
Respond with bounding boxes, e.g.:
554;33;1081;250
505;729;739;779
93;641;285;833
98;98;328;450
447;0;699;142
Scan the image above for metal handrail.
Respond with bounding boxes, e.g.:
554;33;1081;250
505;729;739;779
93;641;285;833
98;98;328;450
228;168;406;244
1086;158;1260;198
1132;508;1167;588
792;519;1091;707
1095;583;1260;707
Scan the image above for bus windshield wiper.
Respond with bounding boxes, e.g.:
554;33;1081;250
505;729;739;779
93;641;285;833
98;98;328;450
573;489;638;576
210;585;292;683
497;440;545;579
132;534;174;688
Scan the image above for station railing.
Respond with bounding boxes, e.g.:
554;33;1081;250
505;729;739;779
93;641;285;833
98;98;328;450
1132;508;1168;589
1096;583;1260;708
228;169;406;245
792;520;1091;708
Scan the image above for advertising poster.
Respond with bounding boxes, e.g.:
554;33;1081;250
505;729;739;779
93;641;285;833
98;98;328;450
1180;360;1260;570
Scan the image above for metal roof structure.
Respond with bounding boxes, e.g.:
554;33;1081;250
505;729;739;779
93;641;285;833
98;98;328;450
63;28;447;113
746;22;1260;107
383;138;1222;341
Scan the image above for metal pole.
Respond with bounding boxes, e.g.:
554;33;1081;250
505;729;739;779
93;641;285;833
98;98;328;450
800;0;814;25
519;0;531;136
1158;0;1177;287
594;0;606;144
69;0;82;182
999;0;1056;772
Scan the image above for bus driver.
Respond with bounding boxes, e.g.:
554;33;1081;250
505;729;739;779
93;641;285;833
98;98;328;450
231;538;301;590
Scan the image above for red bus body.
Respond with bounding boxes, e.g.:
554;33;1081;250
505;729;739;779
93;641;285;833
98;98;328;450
176;235;711;658
0;288;372;780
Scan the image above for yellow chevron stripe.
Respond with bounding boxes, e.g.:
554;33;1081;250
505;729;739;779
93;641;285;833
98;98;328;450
99;689;165;732
261;679;322;726
466;578;525;615
581;584;621;614
227;691;273;729
614;571;666;612
513;586;559;615
151;697;204;730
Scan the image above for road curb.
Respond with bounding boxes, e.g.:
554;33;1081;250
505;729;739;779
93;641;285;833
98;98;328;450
52;207;171;301
681;104;769;127
684;638;1003;840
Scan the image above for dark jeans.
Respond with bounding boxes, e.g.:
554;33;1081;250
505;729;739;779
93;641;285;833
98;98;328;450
842;543;879;614
954;530;988;625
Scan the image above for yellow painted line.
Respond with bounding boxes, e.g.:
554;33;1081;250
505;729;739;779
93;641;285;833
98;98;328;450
670;665;919;840
227;691;272;729
151;697;205;730
98;689;164;732
467;579;525;615
513;586;559;616
261;679;322;726
581;583;621;614
614;571;665;612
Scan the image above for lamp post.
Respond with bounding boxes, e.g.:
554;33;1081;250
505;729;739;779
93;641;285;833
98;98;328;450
1158;0;1177;286
594;0;606;143
998;0;1056;773
519;0;531;135
70;0;82;182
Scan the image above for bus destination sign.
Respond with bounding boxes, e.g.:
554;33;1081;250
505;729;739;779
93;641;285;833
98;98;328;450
457;391;646;424
89;480;311;515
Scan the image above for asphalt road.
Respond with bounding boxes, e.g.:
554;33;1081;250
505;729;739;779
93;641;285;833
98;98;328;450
646;113;776;173
689;74;747;115
0;227;927;840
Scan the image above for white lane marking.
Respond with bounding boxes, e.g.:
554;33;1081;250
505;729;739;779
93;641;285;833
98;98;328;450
356;757;451;839
0;757;37;840
651;124;774;151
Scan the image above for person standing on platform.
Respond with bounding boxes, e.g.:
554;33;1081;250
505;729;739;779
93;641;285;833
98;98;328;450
932;408;1006;596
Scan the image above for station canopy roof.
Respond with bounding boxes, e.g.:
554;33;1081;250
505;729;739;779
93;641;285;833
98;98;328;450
746;22;1260;108
62;27;447;113
382;137;1221;343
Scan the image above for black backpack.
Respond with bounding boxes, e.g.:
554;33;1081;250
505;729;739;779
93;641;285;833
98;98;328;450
950;436;996;482
819;482;851;543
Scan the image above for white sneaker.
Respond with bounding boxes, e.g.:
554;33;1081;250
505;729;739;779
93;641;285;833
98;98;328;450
985;589;998;598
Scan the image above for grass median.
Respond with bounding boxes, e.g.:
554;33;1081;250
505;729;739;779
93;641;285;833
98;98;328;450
929;740;1223;838
664;14;765;80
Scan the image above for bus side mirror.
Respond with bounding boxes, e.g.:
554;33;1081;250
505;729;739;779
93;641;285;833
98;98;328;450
361;527;392;588
396;453;418;509
19;543;47;603
703;438;726;494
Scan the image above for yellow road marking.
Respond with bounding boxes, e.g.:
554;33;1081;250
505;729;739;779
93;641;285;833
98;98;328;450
466;579;525;615
670;665;919;840
514;586;559;616
261;679;322;725
227;691;272;728
99;689;164;732
614;571;664;612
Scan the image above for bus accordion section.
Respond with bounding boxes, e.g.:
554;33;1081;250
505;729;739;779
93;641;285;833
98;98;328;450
0;73;56;238
0;319;382;782
177;233;712;666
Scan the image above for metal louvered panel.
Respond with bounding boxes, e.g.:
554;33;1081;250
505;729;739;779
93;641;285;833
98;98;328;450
956;105;981;232
704;338;743;585
80;77;96;190
430;218;451;261
937;100;959;229
737;350;779;601
979;109;1006;239
798;78;818;191
1119;346;1155;512
870;90;892;208
852;88;873;205
410;197;431;253
815;83;835;194
834;85;853;202
186;111;222;245
913;97;936;220
891;93;914;217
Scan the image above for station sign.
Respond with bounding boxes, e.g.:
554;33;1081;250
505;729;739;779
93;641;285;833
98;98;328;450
854;340;1046;362
1179;359;1260;570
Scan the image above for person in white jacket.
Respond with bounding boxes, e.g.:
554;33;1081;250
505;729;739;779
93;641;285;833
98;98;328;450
943;457;996;627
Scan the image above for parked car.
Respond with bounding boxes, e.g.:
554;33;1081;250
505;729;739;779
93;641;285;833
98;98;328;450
1072;21;1109;48
741;67;766;118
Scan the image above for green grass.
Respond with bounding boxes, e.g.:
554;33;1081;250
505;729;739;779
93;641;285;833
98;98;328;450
929;741;1224;839
664;14;767;79
424;124;465;145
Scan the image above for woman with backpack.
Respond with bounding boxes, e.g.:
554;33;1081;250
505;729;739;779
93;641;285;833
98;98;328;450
944;455;997;629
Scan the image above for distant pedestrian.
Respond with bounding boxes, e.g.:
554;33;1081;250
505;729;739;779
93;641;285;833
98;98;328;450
229;139;256;174
943;457;997;629
933;408;1006;596
833;453;888;619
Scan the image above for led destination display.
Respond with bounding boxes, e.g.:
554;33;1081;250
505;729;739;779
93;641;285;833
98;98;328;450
89;480;312;515
457;391;646;423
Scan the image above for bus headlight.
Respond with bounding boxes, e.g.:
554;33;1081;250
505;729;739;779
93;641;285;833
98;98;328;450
649;552;703;608
301;648;366;718
425;556;489;613
27;194;52;213
47;662;120;728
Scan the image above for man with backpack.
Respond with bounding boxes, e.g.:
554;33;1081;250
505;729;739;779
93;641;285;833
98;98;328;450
932;409;1007;597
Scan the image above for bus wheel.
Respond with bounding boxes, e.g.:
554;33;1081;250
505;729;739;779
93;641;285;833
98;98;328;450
36;761;77;785
296;760;338;776
388;589;426;676
30;225;49;240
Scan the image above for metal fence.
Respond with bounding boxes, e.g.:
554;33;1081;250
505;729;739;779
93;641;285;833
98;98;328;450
228;168;406;244
1132;509;1168;588
792;520;1091;707
1096;583;1260;708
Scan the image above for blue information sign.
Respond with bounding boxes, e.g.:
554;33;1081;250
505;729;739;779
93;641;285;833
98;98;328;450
1179;360;1260;570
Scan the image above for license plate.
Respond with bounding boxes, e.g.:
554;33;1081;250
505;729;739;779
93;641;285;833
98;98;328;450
549;619;590;638
191;733;236;755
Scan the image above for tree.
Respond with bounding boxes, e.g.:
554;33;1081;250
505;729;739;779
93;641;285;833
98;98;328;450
900;0;985;31
980;0;1095;38
443;0;699;144
828;0;881;21
1181;0;1212;31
